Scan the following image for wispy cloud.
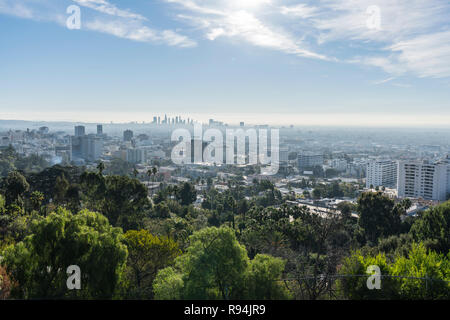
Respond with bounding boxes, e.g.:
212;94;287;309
280;4;318;19
72;0;146;20
309;0;450;78
0;0;196;48
1;0;449;78
0;0;33;19
372;77;395;85
166;0;329;60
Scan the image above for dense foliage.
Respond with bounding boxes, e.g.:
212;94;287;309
0;150;449;300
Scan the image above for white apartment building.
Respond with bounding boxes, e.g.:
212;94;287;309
397;161;448;201
366;160;397;189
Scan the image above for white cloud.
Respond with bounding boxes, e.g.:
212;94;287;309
310;0;450;78
166;0;329;60
280;4;318;19
0;0;33;19
1;0;449;78
72;0;146;20
372;77;395;85
0;0;196;48
388;31;450;78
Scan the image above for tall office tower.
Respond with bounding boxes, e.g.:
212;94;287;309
397;161;448;201
279;148;289;167
84;134;103;162
75;126;85;137
97;124;103;135
240;122;245;127
153;116;157;124
123;130;134;142
366;160;398;189
164;114;167;124
298;153;324;170
72;134;103;162
158;116;161;124
71;136;82;159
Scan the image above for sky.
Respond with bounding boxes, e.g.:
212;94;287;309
0;0;449;126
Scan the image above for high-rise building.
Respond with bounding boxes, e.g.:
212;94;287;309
97;124;103;135
240;122;245;127
126;148;146;164
71;134;103;162
123;130;134;142
366;160;398;189
75;126;85;137
298;153;323;169
397;161;448;201
279;148;289;167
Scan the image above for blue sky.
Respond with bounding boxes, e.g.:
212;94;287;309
0;0;449;126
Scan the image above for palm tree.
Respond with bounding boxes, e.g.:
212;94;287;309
97;161;105;175
149;167;158;196
146;168;153;197
152;166;158;181
133;168;138;178
147;169;153;183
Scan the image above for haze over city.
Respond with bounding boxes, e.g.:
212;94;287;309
1;0;449;127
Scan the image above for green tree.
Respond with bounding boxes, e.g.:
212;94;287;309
2;171;29;207
1;208;128;299
54;174;69;205
154;226;248;299
29;191;44;212
123;230;181;299
390;243;450;299
357;192;400;244
338;243;450;300
153;202;171;219
244;254;290;300
337;250;396;299
66;184;81;214
153;226;289;300
82;174;151;230
96;161;105;175
409;201;450;253
176;182;197;206
153;267;184;300
0;194;5;214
